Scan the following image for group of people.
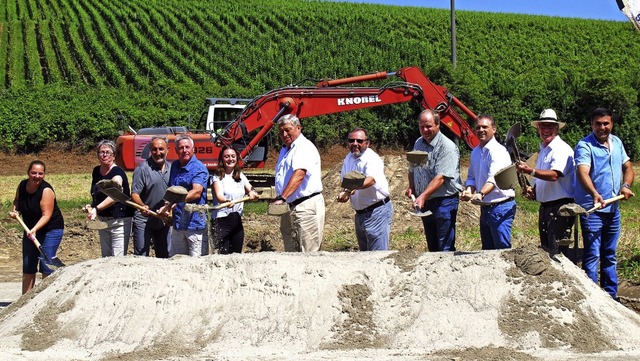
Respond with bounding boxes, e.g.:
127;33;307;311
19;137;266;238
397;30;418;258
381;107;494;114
9;107;634;300
402;107;634;300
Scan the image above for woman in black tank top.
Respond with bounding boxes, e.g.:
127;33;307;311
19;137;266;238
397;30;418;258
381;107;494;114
9;160;64;295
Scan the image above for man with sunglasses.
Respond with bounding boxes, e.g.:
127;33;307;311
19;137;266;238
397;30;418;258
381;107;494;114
337;128;392;251
406;109;463;252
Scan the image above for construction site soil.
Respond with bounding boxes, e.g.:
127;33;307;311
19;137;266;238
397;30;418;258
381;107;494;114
1;146;639;360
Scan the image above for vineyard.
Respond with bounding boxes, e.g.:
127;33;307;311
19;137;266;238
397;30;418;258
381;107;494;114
0;0;639;156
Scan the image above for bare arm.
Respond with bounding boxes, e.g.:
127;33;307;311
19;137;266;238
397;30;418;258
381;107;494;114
31;188;55;233
279;169;306;200
516;161;560;182
621;160;635;199
213;181;228;202
185;183;204;203
413;175;445;208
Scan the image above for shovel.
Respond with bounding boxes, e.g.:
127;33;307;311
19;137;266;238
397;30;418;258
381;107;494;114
558;194;625;217
15;213;65;269
96;179;170;219
408;194;433;217
504;122;531;191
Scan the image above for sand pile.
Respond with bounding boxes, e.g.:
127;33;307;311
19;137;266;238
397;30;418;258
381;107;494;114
1;246;640;361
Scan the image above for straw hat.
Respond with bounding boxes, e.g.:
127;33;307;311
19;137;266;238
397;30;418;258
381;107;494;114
531;109;566;129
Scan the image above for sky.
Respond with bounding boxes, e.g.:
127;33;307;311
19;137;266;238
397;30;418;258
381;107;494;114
336;0;628;21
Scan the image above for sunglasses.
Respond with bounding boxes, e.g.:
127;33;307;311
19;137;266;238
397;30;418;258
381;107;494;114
348;138;368;144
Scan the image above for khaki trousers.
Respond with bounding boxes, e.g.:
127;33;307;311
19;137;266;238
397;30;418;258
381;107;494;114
280;195;325;252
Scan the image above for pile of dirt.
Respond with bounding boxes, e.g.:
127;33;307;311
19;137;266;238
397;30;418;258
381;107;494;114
1;246;639;360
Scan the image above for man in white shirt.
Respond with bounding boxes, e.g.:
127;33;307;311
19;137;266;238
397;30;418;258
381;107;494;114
461;114;516;249
271;114;325;252
337;128;392;251
516;109;575;258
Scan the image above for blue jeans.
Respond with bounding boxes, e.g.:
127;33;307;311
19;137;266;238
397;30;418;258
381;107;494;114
480;200;516;250
581;211;620;298
23;228;63;275
355;201;392;251
421;196;459;251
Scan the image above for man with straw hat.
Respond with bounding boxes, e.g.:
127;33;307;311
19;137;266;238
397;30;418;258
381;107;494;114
516;109;576;258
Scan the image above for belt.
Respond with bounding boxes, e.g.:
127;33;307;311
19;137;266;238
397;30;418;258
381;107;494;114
355;197;391;214
540;198;574;207
481;197;515;208
427;194;459;202
289;192;321;208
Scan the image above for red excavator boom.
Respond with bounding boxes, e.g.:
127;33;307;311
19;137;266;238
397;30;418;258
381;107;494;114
218;66;479;163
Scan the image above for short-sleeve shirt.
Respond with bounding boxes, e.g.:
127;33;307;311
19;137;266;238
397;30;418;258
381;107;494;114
169;155;209;231
91;165;134;218
411;131;463;199
275;134;323;203
18;179;64;232
465;137;515;202
534;136;575;203
574;133;630;213
131;158;171;224
211;172;250;218
341;148;390;210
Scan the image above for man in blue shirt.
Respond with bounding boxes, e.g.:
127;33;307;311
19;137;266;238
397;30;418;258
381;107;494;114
574;108;634;299
168;134;209;257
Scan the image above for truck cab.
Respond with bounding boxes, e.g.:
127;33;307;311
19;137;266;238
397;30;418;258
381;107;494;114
115;97;270;173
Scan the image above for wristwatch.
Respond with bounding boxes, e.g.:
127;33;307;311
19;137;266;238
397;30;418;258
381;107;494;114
623;183;631;189
530;169;536;177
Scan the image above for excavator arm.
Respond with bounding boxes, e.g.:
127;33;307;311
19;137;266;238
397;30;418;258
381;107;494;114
218;66;479;163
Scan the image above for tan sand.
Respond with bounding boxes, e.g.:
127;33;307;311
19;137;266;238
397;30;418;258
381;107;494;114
1;246;640;360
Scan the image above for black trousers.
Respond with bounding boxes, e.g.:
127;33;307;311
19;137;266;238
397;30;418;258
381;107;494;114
212;212;244;254
539;198;575;256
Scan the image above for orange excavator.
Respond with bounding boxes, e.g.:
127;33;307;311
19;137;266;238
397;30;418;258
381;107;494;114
115;66;479;188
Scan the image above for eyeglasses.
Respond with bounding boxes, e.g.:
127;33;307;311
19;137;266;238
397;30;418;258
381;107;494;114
348;138;368;144
98;151;114;156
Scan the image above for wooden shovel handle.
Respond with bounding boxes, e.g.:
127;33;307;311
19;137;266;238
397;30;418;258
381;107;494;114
586;194;626;213
125;200;160;217
15;213;44;249
212;196;252;210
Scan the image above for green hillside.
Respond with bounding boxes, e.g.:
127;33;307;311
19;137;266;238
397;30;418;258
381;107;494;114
0;0;639;156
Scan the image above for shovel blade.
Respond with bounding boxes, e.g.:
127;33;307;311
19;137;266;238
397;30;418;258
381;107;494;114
96;179;122;192
558;203;587;217
42;256;65;269
164;186;188;204
408;209;433;217
506;122;521;140
99;186;131;204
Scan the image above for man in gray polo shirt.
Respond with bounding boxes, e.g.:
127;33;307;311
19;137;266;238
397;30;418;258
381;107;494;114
406;109;463;252
131;136;172;258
